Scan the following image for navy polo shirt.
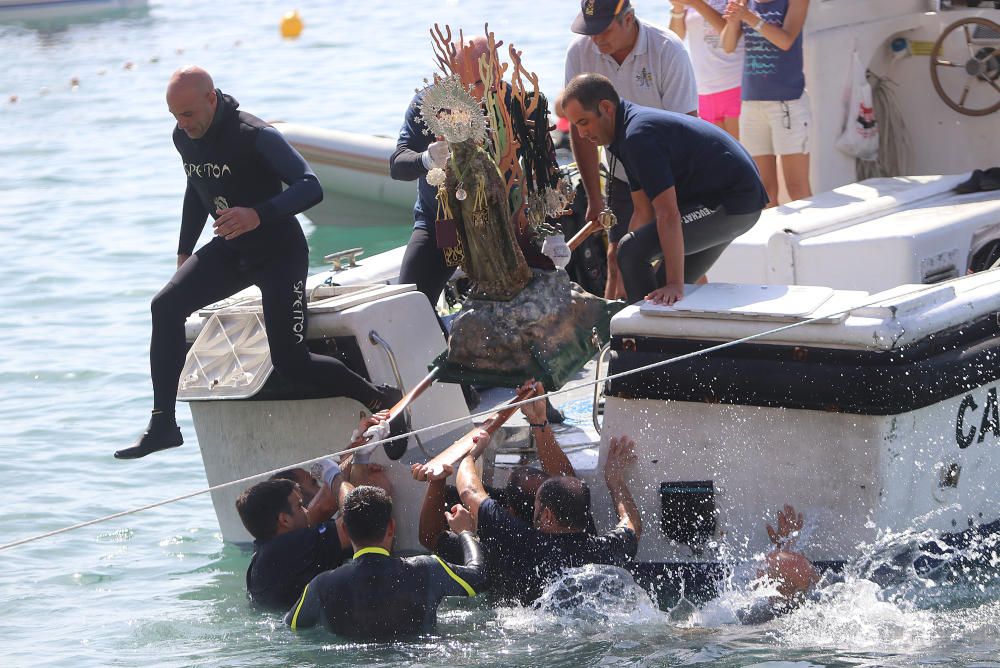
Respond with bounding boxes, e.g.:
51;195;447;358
607;100;767;215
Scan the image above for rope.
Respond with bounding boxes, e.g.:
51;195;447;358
856;71;911;181
2;273;996;553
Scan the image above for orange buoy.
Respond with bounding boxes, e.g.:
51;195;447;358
280;10;303;39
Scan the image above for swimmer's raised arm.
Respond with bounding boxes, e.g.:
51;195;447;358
457;454;489;518
519;380;575;478
605;436;642;540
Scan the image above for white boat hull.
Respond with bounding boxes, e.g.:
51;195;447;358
0;0;146;22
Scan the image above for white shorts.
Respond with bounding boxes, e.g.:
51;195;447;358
739;92;811;157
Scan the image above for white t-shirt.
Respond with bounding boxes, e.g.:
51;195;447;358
682;0;744;95
565;20;698;180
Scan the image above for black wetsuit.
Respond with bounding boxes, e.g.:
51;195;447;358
151;90;385;413
285;532;488;639
246;520;351;611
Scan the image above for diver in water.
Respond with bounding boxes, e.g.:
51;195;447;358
237;413;390;610
456;433;642;605
285;485;488;639
411;380;594;599
116;66;403;460
735;504;821;624
237;475;351;611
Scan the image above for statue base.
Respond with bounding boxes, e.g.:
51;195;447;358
432;269;624;390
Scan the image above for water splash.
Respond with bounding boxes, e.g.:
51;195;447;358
498;565;666;634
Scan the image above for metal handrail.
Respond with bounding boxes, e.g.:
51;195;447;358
592;342;611;434
368;329;431;457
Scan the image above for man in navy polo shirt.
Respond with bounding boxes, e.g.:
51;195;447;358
561;72;767;306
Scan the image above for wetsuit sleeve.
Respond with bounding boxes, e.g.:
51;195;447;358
251;126;323;224
177;181;209;256
284;570;332;630
429;531;488;597
435;530;466;565
389;97;431;182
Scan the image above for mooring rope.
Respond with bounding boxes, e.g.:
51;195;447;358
1;272;996;553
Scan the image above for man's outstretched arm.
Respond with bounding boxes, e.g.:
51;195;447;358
605;435;642;540
456;453;489;518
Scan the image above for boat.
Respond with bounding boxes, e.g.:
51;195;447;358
271;123;415;229
0;0;146;23
176;1;1000;602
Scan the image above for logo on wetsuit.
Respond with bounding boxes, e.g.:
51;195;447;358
214;196;230;211
291;280;306;344
184;161;232;179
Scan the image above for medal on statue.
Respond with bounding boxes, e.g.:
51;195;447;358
455;181;468;201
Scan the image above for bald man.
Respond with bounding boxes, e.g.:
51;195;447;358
116;68;402;459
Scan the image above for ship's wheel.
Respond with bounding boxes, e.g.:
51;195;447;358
930;16;1000;116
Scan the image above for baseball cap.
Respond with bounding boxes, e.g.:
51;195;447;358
571;0;631;36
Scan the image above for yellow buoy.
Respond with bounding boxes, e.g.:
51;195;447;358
280;10;303;39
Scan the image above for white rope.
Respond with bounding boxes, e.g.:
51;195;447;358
1;274;994;553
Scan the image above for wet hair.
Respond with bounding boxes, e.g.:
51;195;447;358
562;73;620;114
536;476;591;531
504;467;551;523
235;478;296;541
343;485;393;545
270;468;306;484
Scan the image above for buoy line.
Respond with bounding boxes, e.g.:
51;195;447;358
2;272;996;554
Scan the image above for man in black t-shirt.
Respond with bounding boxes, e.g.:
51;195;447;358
456;434;642;605
236;475;352;610
411;381;588;599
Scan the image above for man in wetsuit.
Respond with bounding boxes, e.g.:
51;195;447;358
457;434;642;605
116;66;400;459
561;73;767;306
285;485;488;639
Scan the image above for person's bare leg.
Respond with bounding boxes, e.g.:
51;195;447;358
754;155;779;208
605;242;626;300
721;116;740;141
780;153;812;202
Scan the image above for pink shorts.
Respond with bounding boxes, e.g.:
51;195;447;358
698;86;742;124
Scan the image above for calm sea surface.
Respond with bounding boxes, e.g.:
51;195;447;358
2;1;999;666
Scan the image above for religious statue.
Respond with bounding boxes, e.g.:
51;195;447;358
416;25;572;301
416;25;617;389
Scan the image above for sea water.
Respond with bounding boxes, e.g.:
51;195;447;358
2;1;1000;665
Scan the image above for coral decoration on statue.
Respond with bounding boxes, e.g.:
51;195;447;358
416;23;574;301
